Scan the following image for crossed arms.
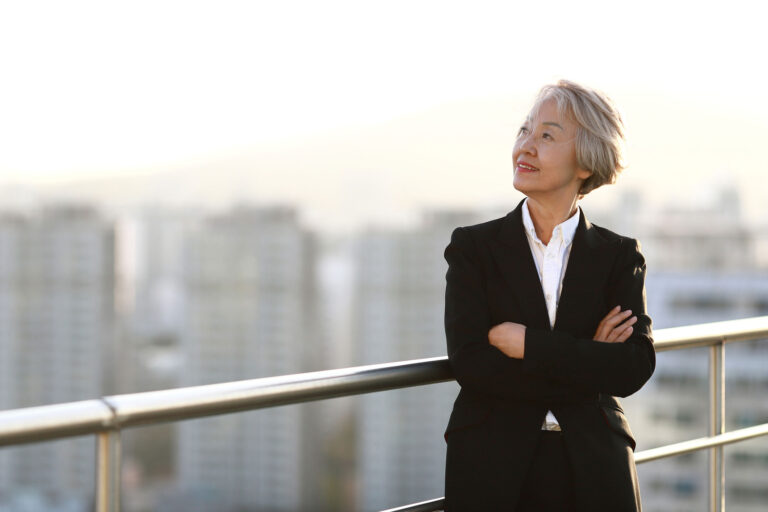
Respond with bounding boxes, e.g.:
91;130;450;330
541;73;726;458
444;227;656;402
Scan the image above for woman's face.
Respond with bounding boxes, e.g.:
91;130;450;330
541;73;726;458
512;98;591;201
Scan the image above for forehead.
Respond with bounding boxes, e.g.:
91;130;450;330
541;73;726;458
527;97;570;124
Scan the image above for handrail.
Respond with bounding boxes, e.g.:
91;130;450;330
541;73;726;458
108;357;452;429
0;357;452;446
0;315;766;512
653;315;768;350
0;400;114;446
634;421;768;463
2;316;767;445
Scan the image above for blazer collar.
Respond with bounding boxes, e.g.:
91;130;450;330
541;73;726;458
490;199;616;331
555;206;617;332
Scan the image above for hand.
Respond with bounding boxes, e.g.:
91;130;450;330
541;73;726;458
488;322;526;359
594;306;636;343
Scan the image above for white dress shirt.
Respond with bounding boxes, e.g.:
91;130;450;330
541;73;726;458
521;199;581;430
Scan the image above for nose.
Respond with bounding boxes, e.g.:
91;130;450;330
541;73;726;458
515;131;536;157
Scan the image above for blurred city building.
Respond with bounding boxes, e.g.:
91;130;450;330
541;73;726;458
590;187;755;272
170;205;318;511
0;205;114;510
115;208;203;511
118;207;202;394
353;210;488;511
591;188;768;512
1;187;768;511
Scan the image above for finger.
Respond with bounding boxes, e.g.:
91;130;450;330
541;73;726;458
606;309;633;329
596;305;620;325
614;325;634;343
606;317;637;343
488;322;504;335
596;306;621;330
607;309;632;331
599;309;632;339
594;306;622;339
613;315;638;333
622;316;638;329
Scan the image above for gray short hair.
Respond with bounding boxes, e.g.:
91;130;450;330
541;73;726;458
530;80;626;194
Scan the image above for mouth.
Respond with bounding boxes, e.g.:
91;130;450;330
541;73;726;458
516;162;539;173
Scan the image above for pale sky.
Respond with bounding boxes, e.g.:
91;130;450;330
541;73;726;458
1;0;767;226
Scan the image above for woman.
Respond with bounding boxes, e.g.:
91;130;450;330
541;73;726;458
443;80;655;511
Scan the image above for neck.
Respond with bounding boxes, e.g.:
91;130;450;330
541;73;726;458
525;194;579;245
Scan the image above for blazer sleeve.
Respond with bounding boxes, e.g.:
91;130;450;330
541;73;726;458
445;227;592;402
523;238;656;398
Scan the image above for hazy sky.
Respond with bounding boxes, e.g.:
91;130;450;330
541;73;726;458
1;0;767;228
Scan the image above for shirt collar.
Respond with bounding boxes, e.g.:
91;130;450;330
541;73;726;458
521;198;580;246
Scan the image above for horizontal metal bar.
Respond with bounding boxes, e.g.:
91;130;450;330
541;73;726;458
0;400;115;446
1;316;767;445
105;356;452;428
635;421;768;463
78;316;768;428
380;497;445;512
0;357;452;445
653;315;768;351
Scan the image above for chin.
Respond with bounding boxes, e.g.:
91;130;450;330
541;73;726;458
512;179;531;196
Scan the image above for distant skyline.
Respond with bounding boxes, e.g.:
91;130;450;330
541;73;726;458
1;1;767;231
2;92;765;234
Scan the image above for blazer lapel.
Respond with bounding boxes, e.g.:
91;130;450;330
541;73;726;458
554;211;617;332
489;202;551;330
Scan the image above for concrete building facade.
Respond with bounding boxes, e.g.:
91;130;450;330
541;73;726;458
354;211;485;511
0;206;114;511
173;206;315;512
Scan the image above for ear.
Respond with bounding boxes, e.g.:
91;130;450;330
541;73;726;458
576;166;592;181
576;167;593;195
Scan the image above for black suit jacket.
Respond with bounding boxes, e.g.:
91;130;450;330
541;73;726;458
443;201;655;511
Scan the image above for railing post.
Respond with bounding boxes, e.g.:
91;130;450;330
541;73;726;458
96;430;121;512
709;341;725;512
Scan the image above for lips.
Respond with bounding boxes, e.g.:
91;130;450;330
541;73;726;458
516;161;539;172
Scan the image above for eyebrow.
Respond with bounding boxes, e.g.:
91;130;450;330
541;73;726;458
542;122;565;130
523;117;565;131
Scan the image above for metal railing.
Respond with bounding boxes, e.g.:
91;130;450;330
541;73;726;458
1;316;768;512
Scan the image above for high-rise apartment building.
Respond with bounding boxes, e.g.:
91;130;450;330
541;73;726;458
118;208;202;394
354;210;484;511
593;189;768;512
627;270;768;512
173;206;316;512
0;206;114;511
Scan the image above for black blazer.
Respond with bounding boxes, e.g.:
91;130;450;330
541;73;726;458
443;201;655;511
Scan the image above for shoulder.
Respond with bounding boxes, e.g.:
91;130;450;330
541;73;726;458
587;219;642;252
586;220;645;271
451;215;507;243
445;215;508;264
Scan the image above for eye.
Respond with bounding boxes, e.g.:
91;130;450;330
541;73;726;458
517;126;529;137
542;132;553;140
